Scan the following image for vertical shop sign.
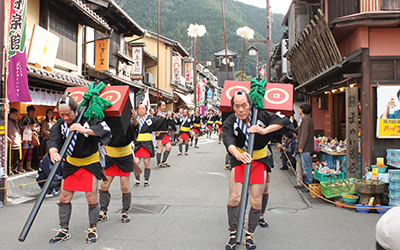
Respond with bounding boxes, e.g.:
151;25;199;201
184;62;192;84
346;87;359;178
172;56;181;83
7;0;31;102
95;39;109;71
131;47;143;79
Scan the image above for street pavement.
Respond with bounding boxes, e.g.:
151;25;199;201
1;134;381;250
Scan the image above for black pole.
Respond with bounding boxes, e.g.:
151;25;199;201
18;104;87;242
236;107;259;243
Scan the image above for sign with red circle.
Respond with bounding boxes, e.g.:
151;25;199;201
220;81;293;116
54;86;130;117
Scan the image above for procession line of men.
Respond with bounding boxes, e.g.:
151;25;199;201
45;91;293;250
46;95;224;244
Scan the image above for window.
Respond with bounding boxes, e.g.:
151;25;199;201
48;6;78;65
108;32;120;68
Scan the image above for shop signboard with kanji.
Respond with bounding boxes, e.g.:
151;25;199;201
172;55;182;83
220;80;293;116
7;0;31;102
95;39;109;71
376;85;400;138
131;46;143;80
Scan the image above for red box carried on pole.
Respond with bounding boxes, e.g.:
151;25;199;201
220;80;294;116
56;85;132;135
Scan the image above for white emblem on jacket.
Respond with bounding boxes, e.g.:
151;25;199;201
233;123;238;136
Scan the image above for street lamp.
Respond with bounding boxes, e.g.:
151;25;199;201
248;44;259;78
188;23;207;109
236;26;254;81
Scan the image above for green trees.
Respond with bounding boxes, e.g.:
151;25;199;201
115;0;286;78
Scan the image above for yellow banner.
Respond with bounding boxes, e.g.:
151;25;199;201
95;39;109;71
377;119;400;138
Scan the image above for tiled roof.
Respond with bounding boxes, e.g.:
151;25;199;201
27;66;92;86
62;0;111;31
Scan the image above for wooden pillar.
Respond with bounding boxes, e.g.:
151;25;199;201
346;87;359;178
361;49;371;177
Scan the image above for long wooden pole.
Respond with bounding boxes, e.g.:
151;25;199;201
156;0;160;104
241;38;245;81
266;0;270;81
236;108;259;243
1;0;8;205
193;36;197;109
221;0;229;81
19;103;87;242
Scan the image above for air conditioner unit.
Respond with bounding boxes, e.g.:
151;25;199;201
144;72;153;86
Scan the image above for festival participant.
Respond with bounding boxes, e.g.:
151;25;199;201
98;109;139;224
48;95;111;244
134;104;171;187
190;107;202;148
206;110;214;138
18;105;40;172
223;91;293;250
177;109;192;156
215;110;223;144
155;101;172;168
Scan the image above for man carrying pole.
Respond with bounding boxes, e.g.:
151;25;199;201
98;109;139;224
223;87;293;250
155;101;172;168
48;93;112;244
134;103;171;187
190;107;202;148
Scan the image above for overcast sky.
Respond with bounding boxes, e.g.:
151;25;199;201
236;0;292;14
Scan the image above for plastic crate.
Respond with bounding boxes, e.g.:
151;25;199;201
389;169;400;181
320;178;358;198
387;156;400;168
387;149;400;159
389;195;400;206
389;186;400;197
314;170;345;182
389;179;400;189
309;184;322;198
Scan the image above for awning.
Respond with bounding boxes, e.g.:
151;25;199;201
176;92;194;108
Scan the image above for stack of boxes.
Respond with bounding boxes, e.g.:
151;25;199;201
388;169;400;206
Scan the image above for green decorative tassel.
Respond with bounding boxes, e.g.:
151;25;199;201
249;77;267;109
78;82;112;121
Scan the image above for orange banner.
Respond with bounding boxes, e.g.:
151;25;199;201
95;39;109;71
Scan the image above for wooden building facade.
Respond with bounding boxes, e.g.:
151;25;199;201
272;0;400;177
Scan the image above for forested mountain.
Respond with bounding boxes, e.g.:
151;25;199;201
115;0;287;77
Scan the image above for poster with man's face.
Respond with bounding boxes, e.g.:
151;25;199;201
376;85;400;138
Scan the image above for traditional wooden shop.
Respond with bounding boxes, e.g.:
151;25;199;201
283;4;400;178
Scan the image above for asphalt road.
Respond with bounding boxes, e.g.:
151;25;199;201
1;134;381;250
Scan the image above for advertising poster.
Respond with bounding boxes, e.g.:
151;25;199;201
376;85;400;138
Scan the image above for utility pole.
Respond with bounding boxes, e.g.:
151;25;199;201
0;0;6;205
266;0;271;82
248;0;271;81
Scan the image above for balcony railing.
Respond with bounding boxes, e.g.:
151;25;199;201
360;0;380;12
360;0;400;12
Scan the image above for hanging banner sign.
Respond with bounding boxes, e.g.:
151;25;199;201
27;24;59;70
376;85;400;138
131;46;143;79
172;56;182;83
7;0;31;103
95;39;109;71
184;62;192;84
